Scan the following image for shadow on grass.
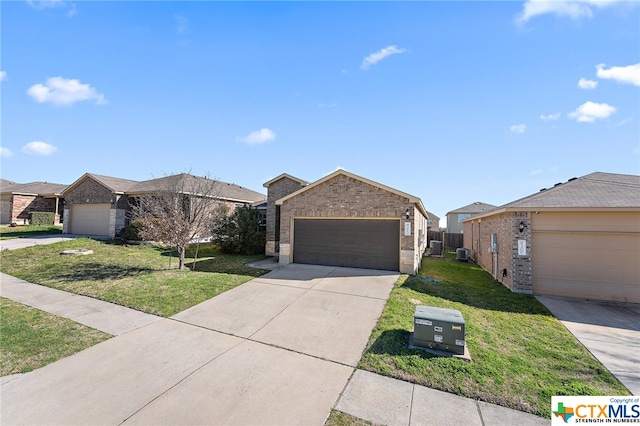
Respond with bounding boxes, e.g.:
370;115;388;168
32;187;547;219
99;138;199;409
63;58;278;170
186;257;267;277
55;263;155;282
367;329;418;357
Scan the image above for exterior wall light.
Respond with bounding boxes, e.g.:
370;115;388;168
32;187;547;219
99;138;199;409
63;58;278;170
405;208;411;219
519;221;527;233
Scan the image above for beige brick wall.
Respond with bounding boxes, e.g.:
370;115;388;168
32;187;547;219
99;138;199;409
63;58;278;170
10;195;61;224
64;179;114;205
265;177;306;256
278;174;425;273
464;211;532;293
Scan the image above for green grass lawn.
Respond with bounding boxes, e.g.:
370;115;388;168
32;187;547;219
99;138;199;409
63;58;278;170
324;410;380;426
358;254;630;418
0;297;110;376
0;239;269;317
0;224;63;240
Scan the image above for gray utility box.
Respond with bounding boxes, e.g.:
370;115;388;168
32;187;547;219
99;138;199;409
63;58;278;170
414;306;466;355
430;240;442;256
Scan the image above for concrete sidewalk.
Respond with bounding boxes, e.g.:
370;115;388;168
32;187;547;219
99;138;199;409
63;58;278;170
0;264;549;425
0;234;82;251
0;273;161;335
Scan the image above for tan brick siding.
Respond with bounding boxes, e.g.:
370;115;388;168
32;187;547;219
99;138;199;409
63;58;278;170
265;177;306;255
464;212;532;293
65;179;114;205
9;195;61;224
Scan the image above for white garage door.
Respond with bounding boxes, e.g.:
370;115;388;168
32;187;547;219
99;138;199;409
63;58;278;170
70;204;111;236
532;212;640;304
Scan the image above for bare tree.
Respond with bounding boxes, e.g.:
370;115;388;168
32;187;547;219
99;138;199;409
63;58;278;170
128;173;225;270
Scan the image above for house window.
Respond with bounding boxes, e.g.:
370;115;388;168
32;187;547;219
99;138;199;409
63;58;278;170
458;213;471;223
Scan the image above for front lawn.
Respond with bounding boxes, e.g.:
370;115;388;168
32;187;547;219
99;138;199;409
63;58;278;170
359;255;630;418
0;224;63;240
0;239;268;317
0;297;110;376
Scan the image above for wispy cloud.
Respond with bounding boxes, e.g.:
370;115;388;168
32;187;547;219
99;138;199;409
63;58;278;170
568;101;616;123
27;0;77;17
540;112;561;121
530;166;559;176
27;77;106;106
237;128;276;145
0;147;12;158
0;71;6;82
509;124;527;134
578;78;598;89
318;102;337;109
361;45;406;71
22;141;58;156
515;0;628;25
596;63;640;86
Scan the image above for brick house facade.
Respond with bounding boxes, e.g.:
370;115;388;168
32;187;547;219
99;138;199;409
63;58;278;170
265;170;429;274
0;182;67;225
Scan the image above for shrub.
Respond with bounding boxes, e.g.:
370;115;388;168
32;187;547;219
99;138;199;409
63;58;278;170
29;212;55;226
212;205;265;255
119;219;144;241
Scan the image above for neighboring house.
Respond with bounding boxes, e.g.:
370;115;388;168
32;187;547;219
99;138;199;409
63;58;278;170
425;210;440;230
446;202;497;233
264;169;429;274
0;181;67;225
62;173;265;237
463;172;640;304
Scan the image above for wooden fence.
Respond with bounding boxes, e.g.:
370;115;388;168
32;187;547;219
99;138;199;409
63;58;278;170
426;230;464;253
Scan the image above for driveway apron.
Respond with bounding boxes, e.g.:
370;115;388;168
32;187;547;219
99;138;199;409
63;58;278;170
1;264;398;425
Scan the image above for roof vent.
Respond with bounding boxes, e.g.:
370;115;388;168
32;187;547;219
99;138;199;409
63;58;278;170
568;177;577;182
554;182;562;187
540;188;546;192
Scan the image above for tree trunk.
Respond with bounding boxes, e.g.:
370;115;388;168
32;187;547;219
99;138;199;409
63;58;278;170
178;246;186;270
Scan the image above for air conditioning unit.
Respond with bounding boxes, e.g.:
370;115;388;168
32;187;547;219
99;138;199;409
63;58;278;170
413;306;466;355
456;248;470;262
430;240;442;256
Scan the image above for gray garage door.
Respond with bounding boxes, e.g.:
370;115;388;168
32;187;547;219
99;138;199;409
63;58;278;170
293;219;399;271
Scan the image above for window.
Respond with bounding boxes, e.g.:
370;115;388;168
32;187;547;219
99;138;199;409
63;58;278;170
458;213;471;223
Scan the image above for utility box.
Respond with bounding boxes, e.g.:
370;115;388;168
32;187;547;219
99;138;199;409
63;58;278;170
430;240;442;256
413;306;466;355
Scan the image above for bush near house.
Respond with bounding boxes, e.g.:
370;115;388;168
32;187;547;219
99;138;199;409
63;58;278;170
212;205;265;255
28;212;55;226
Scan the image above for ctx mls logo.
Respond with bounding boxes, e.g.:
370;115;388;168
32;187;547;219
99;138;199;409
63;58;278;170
553;401;575;423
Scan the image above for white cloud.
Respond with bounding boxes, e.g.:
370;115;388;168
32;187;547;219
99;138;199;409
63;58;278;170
237;128;276;145
361;45;406;71
568;101;616;122
516;0;627;24
596;63;640;86
27;77;106;106
27;0;76;16
578;78;598;89
0;71;6;82
509;124;527;134
540;112;561;121
22;141;58;156
1;147;12;158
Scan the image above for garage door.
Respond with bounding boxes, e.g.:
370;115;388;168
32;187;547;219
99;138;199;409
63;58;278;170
70;204;111;236
0;196;11;224
532;232;640;303
293;219;399;271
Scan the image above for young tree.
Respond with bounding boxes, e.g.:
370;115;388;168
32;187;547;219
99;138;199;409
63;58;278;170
129;173;225;270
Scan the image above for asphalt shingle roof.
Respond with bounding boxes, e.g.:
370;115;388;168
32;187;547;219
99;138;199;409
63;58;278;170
501;172;640;209
446;202;497;216
1;181;67;195
86;174;140;193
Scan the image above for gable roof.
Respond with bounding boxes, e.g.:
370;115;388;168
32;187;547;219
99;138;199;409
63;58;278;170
469;172;640;221
1;178;17;189
263;173;309;188
63;173;140;196
275;169;428;217
446;201;497;216
1;181;67;196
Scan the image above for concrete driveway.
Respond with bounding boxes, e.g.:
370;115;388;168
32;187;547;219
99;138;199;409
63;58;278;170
1;264;399;425
0;234;80;251
537;295;640;396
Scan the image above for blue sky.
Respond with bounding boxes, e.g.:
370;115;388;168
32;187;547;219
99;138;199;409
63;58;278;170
1;1;639;226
